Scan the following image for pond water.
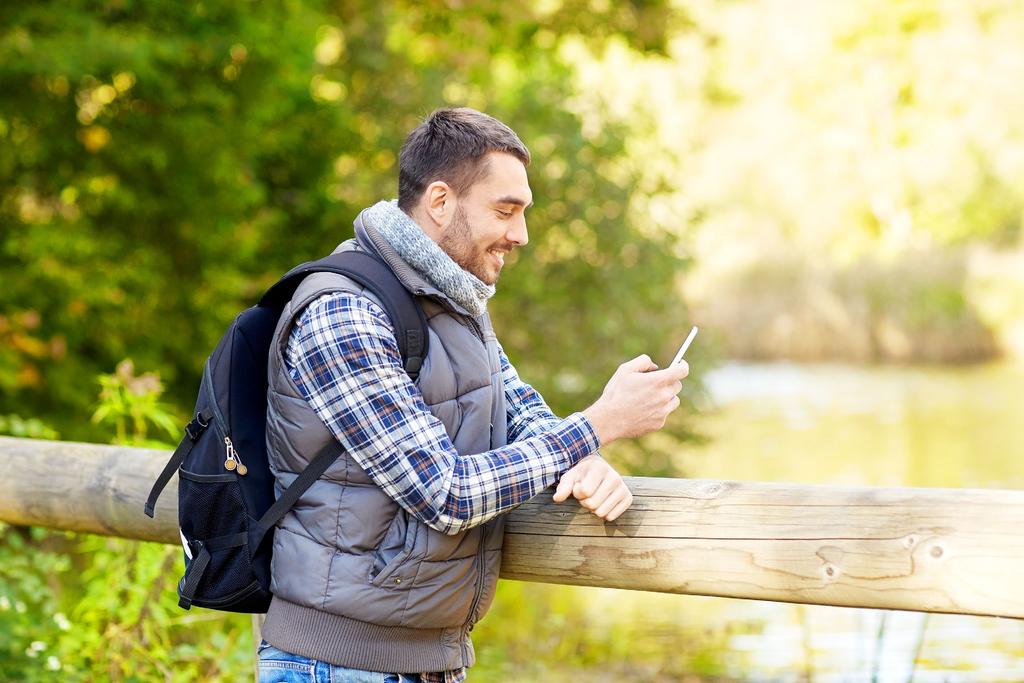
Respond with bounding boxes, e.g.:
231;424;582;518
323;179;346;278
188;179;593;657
689;361;1024;492
608;361;1024;682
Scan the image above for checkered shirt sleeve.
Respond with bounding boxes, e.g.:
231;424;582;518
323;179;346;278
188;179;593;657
498;342;566;443
285;291;600;537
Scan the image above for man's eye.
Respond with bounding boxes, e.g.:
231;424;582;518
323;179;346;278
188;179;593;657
497;210;512;218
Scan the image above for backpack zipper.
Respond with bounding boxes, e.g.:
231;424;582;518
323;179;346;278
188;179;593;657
200;361;247;476
223;436;248;475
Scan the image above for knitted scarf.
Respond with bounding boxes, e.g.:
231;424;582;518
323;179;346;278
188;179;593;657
362;199;494;317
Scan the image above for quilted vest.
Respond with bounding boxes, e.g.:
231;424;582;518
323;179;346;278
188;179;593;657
260;214;507;673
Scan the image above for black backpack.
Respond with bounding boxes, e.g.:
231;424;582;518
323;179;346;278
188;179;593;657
144;251;428;613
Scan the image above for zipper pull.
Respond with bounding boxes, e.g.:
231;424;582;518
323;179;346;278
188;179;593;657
223;436;248;475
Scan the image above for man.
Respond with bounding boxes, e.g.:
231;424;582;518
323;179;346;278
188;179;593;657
258;108;689;683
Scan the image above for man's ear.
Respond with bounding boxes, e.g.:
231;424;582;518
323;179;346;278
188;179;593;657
424;181;453;228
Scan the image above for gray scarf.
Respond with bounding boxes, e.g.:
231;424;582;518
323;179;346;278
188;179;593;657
362;200;495;316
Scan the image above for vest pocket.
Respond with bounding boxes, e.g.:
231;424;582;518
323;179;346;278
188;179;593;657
369;507;417;587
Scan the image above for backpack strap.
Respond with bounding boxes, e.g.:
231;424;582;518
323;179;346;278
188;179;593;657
146;252;426;539
143;409;214;518
246;251;430;540
252;445;341;545
242;251;431;545
260;251;429;379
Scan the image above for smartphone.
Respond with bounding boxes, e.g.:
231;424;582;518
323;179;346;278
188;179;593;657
670;326;699;367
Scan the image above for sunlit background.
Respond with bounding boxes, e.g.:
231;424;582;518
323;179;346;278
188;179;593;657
2;0;1023;680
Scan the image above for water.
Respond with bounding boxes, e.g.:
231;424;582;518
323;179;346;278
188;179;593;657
680;361;1024;681
480;361;1024;681
689;361;1024;491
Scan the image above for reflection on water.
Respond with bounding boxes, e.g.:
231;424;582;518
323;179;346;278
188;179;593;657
718;601;1024;682
688;361;1024;490
681;361;1024;682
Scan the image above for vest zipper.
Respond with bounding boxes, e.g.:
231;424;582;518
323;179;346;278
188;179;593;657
411;286;487;345
463;531;488;648
465;316;486;344
413;288;490;655
462;314;495;652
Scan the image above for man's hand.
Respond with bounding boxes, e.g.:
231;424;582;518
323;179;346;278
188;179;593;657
582;354;689;447
552;455;633;522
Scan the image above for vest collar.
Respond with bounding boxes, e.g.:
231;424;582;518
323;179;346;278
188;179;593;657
349;210;478;319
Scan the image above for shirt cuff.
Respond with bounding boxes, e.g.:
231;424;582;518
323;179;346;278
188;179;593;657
549;411;602;467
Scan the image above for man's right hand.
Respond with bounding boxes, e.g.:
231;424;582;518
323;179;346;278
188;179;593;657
582;354;689;446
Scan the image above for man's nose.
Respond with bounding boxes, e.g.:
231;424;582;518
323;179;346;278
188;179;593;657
507;216;529;246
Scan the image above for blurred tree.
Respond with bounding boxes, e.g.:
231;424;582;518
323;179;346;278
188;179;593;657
0;0;696;453
555;0;1024;362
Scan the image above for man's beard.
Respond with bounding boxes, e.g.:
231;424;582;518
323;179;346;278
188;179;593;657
439;206;505;286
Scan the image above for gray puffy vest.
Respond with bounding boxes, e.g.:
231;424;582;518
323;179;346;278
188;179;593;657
260;216;507;673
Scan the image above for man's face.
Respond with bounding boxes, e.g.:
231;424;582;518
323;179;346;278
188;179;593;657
438;152;532;286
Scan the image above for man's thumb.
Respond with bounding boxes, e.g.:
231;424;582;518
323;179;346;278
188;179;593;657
553;471;576;502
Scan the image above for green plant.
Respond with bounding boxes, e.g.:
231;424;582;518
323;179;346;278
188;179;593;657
0;360;252;681
0;414;59;440
91;359;180;447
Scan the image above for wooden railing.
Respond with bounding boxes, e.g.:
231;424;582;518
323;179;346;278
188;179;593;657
2;435;1023;619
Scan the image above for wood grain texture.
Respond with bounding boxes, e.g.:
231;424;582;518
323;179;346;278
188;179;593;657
2;438;1022;618
0;436;179;544
502;477;1024;618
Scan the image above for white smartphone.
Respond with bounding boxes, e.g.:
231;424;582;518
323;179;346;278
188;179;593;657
670;326;699;367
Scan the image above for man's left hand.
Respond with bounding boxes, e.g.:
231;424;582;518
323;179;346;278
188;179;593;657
552;455;633;522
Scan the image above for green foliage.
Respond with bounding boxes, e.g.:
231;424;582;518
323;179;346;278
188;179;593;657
0;413;58;440
0;0;346;439
472;581;735;682
694;248;999;362
0;525;253;682
558;1;1024;361
0;0;693;450
0;525;71;681
91;358;181;447
0;365;253;681
56;536;252;681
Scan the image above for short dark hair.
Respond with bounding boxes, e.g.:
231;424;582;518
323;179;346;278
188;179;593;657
397;108;531;212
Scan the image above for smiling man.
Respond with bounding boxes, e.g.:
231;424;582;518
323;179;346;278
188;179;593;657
258;108;690;682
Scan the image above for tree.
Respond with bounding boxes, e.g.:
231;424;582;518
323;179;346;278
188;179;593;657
0;0;695;455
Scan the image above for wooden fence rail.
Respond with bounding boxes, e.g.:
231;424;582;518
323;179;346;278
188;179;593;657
2;436;1023;619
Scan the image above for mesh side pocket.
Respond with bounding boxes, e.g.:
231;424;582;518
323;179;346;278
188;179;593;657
178;470;257;603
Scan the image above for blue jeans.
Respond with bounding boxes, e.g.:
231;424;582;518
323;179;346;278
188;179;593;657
257;641;422;683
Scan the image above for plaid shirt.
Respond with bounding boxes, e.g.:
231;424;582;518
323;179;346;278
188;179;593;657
286;291;600;683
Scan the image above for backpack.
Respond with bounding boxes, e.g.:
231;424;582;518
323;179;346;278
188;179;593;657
144;250;428;613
